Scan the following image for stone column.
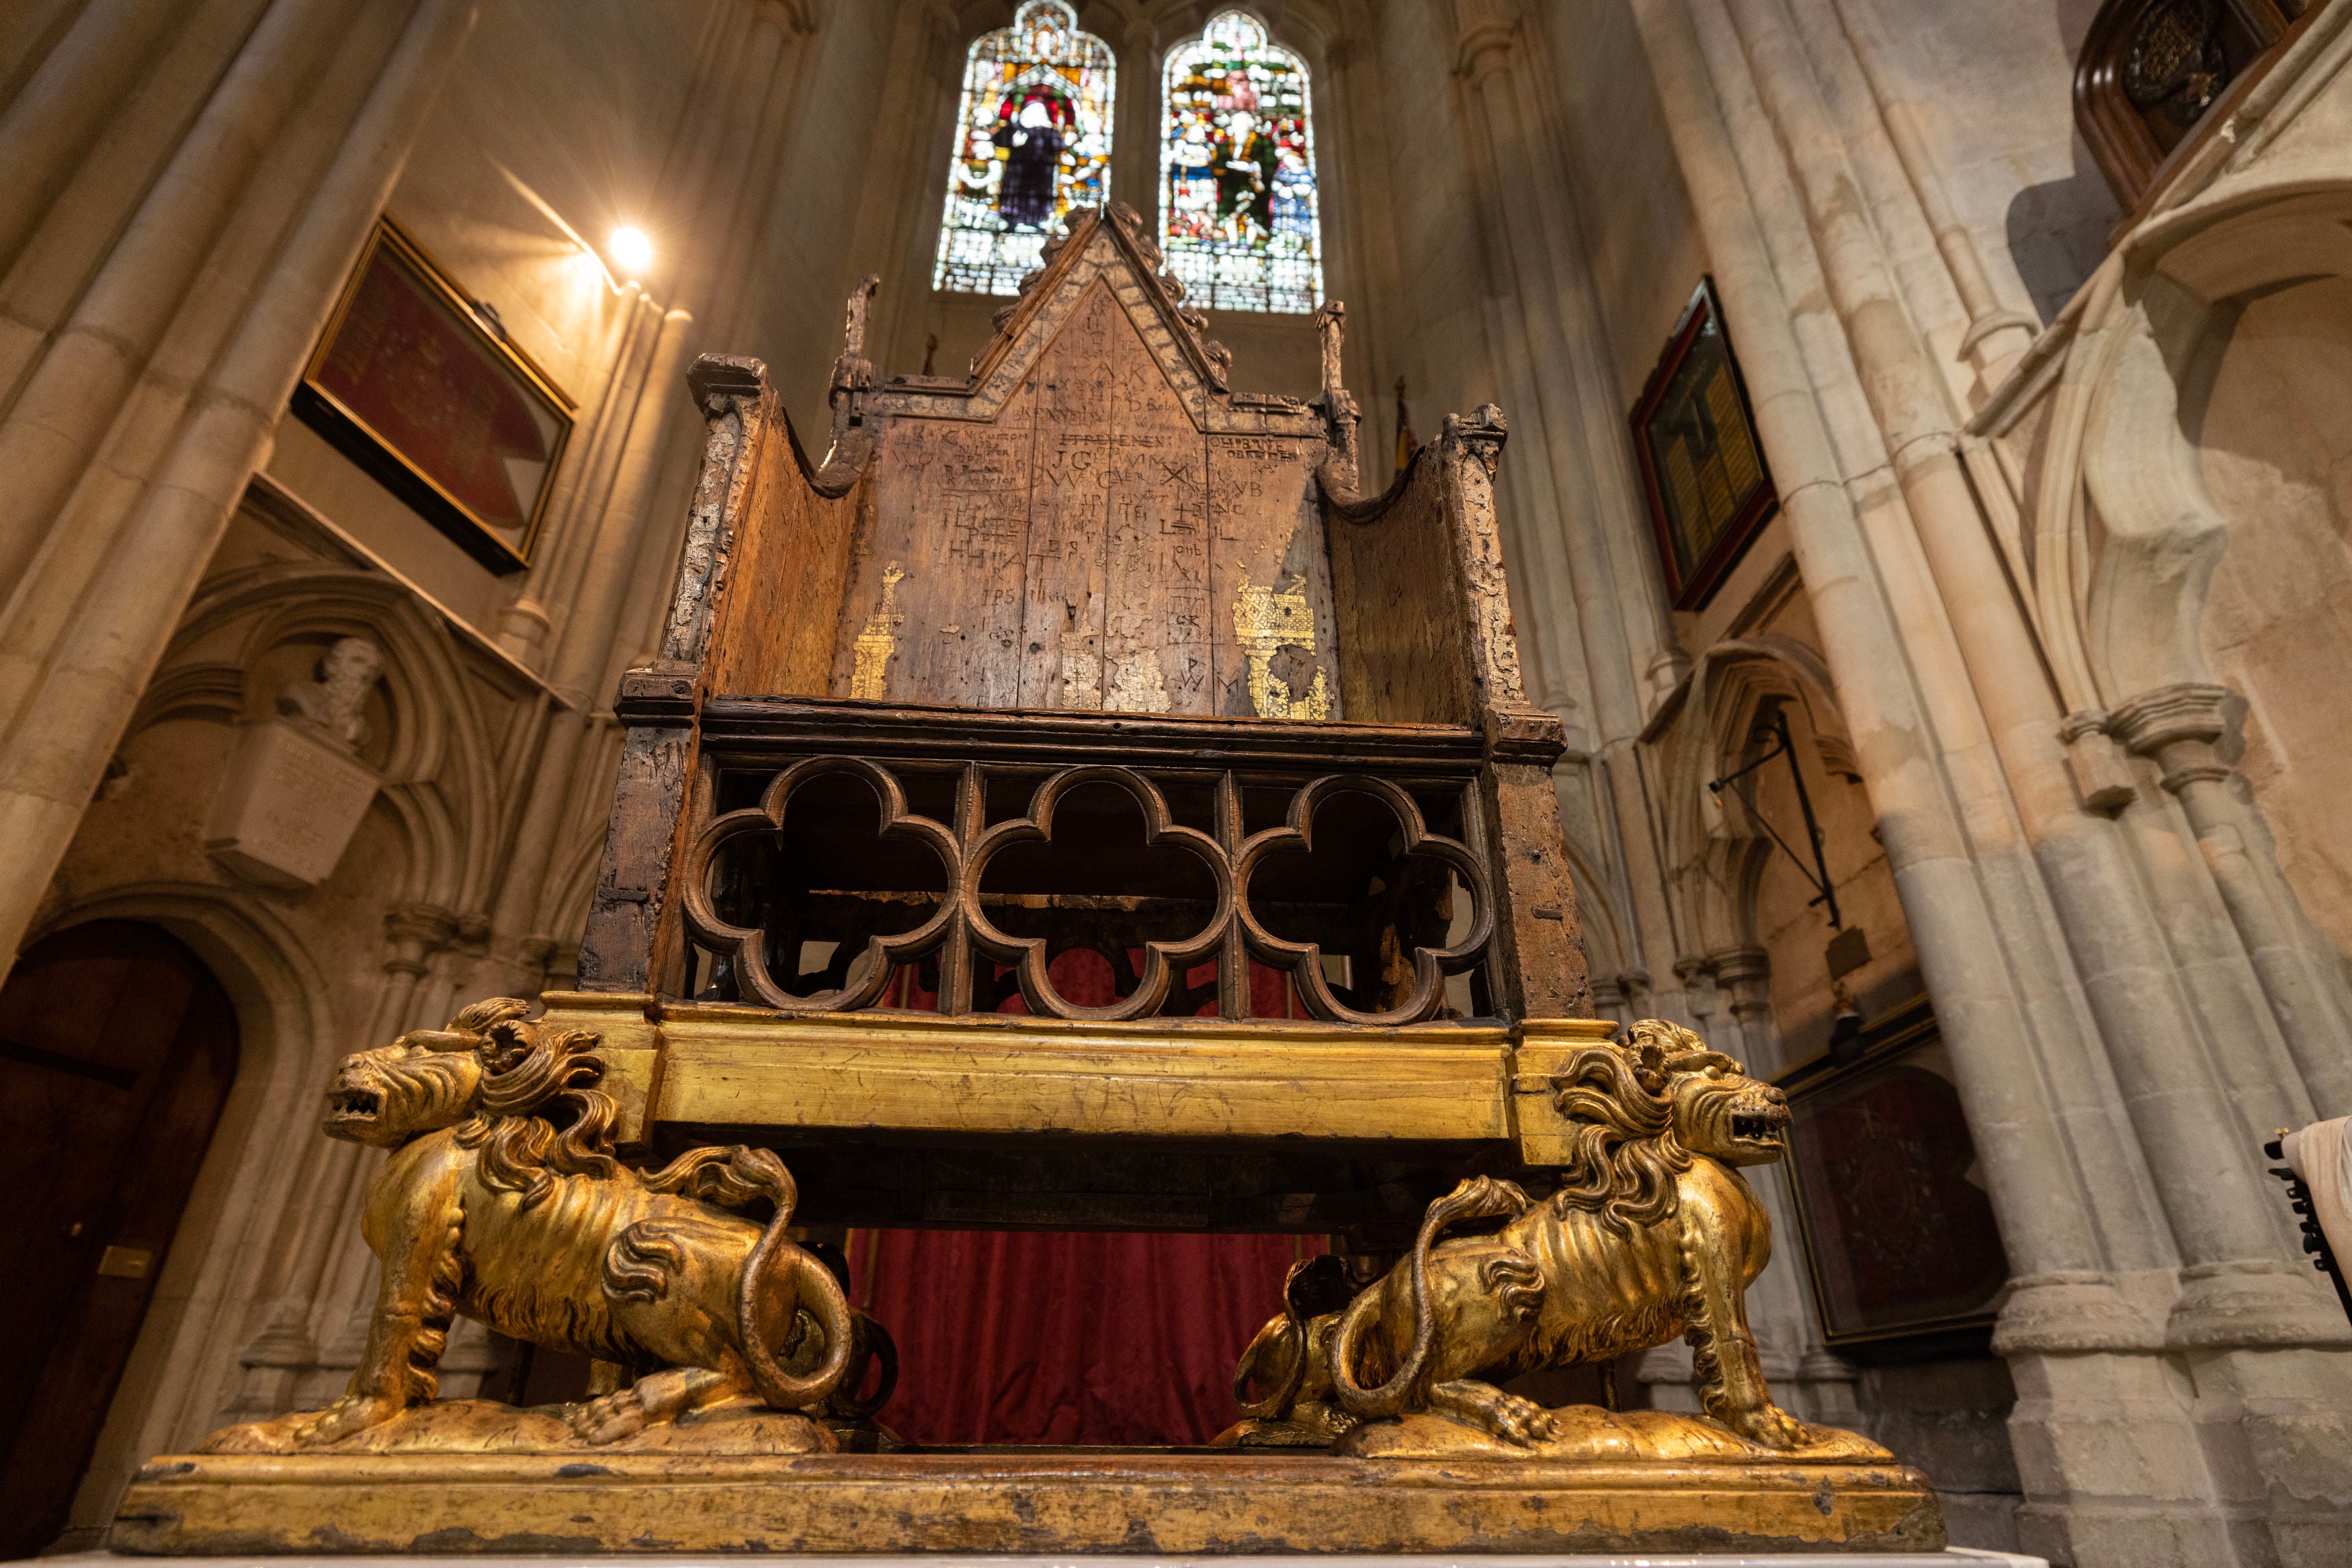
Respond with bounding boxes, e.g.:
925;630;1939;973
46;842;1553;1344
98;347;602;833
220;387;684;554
1588;974;1630;1030
0;0;188;271
1712;0;2322;1340
0;0;359;596
1454;2;1691;1016
478;308;694;984
1437;138;1585;728
499;288;660;664
1111;16;1162;232
1506;7;1690;704
1811;0;2038;394
1679;0;2352;1557
1674;953;1720;1037
1627;7;2197;1558
1710;945;1777;1070
0;0;482;975
2108;684;2352;1118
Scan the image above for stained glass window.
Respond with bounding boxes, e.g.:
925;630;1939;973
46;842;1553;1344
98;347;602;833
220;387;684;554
933;0;1116;298
1161;11;1322;314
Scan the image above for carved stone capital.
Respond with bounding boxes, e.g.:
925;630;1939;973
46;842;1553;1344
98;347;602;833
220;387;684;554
1454;24;1516;82
454;912;493;955
382;903;459;973
2056;709;2137;814
1451;0;1521;81
2106;682;2237;793
1710;945;1771;1012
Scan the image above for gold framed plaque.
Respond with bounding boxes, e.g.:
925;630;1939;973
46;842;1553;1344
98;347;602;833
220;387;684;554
1630;278;1777;611
294;217;574;572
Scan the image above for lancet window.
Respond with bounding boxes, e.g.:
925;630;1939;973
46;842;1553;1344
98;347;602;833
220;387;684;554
1160;10;1322;314
932;0;1116;298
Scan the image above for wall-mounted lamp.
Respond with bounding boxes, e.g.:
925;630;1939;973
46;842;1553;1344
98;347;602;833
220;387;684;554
608;226;653;277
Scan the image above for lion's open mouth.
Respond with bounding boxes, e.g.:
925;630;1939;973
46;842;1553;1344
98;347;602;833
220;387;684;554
329;1088;381;1119
1731;1111;1786;1143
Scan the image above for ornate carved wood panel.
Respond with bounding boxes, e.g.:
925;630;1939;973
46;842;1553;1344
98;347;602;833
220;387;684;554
819;230;1337;720
674;703;1496;1026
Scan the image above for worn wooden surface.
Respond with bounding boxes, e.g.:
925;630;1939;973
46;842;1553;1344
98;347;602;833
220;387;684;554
703;411;864;698
1481;756;1594;1018
835;382;1035;706
110;1446;1945;1555
586;213;1592;1029
1212;429;1336;719
1325;449;1474;726
823;224;1335;719
575;668;698;994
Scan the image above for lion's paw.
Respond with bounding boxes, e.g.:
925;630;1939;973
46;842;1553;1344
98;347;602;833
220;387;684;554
1484;1391;1560;1448
565;1388;649;1445
1726;1402;1812;1451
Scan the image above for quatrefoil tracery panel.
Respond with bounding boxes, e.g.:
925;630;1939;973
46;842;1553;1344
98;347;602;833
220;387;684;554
967;767;1232;1022
682;757;960;1012
1234;775;1494;1027
679;755;1497;1024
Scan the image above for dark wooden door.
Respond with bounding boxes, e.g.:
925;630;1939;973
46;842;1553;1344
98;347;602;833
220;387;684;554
0;921;239;1557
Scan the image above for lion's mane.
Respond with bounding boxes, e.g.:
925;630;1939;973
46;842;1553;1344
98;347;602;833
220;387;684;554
445;998;620;1207
1546;1040;1694;1233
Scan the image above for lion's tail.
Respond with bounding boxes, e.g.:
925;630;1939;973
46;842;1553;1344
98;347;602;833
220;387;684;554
828;1314;899;1421
1234;1253;1347;1419
1329;1177;1530;1420
726;1148;857;1413
1231;1314;1298;1420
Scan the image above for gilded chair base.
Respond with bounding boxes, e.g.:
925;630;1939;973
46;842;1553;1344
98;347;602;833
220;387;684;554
111;1440;1945;1556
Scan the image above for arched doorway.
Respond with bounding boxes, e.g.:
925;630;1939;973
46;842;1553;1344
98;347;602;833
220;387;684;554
0;921;239;1558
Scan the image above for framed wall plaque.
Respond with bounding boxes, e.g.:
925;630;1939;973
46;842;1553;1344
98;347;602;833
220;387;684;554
1774;996;2011;1350
294;218;573;572
1630;278;1777;611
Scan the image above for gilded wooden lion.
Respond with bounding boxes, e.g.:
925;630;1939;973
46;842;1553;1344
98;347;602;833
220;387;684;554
222;999;872;1449
1236;1021;1810;1450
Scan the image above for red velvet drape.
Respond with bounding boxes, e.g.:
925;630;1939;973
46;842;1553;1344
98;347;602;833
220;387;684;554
845;1228;1318;1446
847;950;1322;1446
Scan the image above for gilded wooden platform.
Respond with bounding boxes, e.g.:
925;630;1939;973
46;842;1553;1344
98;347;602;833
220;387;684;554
542;990;1619;1158
110;1446;1945;1556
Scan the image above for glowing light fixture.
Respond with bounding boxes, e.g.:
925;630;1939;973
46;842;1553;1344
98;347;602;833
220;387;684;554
608;226;653;276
